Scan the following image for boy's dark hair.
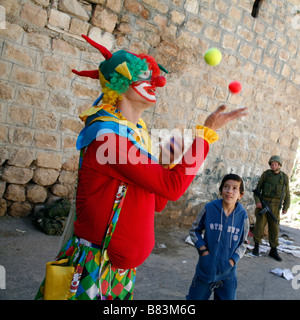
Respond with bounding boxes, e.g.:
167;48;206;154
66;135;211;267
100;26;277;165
219;174;244;194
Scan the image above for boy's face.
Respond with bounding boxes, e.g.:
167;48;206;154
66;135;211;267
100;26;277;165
221;179;243;205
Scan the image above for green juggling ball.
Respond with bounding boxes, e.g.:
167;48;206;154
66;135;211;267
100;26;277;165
204;48;222;66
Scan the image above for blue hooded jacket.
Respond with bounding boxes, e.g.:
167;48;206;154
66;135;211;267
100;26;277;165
190;199;249;283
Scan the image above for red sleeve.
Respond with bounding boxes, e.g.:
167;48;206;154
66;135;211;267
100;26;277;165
155;195;168;212
89;133;209;201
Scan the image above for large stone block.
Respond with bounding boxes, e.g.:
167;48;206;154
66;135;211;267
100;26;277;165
8;201;32;217
35;152;62;170
2;166;33;184
4;184;26;202
58;0;89;21
20;3;47;27
91;6;118;33
52;184;69;197
7;148;34;168
33;168;60;186
48;8;71;30
58;170;77;185
26;184;48;203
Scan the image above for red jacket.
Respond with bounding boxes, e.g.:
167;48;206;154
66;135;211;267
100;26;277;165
74;134;209;269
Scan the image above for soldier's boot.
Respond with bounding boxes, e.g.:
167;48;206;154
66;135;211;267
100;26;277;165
252;242;259;256
269;247;282;261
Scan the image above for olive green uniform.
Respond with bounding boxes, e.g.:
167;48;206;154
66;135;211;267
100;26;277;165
253;169;290;248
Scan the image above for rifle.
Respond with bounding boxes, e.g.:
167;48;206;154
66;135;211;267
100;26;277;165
253;189;278;223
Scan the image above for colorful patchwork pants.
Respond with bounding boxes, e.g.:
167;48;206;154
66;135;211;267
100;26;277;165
35;236;136;300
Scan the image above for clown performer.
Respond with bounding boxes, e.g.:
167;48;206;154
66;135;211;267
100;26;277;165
35;35;248;300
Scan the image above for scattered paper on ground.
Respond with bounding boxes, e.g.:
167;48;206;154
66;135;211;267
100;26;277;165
270;268;294;281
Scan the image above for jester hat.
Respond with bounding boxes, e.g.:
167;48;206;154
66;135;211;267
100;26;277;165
72;35;168;107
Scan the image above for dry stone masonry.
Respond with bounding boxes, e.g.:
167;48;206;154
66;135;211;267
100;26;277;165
0;0;299;226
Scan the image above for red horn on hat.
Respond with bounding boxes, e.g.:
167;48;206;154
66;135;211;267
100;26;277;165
72;69;99;79
81;34;113;60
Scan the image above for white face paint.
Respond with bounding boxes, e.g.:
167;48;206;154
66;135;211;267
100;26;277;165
131;81;156;102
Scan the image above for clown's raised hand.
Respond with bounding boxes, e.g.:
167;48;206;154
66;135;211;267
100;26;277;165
204;105;248;131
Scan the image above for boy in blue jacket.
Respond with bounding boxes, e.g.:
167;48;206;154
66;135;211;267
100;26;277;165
186;174;249;300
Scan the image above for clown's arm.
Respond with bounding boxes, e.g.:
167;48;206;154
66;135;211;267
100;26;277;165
90;105;248;201
93;130;211;201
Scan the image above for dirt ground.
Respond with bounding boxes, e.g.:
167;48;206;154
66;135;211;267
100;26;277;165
0;216;300;300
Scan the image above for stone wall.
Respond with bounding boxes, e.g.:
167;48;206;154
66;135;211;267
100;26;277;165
0;0;299;225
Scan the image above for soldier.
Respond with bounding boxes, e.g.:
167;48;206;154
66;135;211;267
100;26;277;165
252;155;290;261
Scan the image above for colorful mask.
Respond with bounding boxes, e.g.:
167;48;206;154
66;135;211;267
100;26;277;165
72;35;168;105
